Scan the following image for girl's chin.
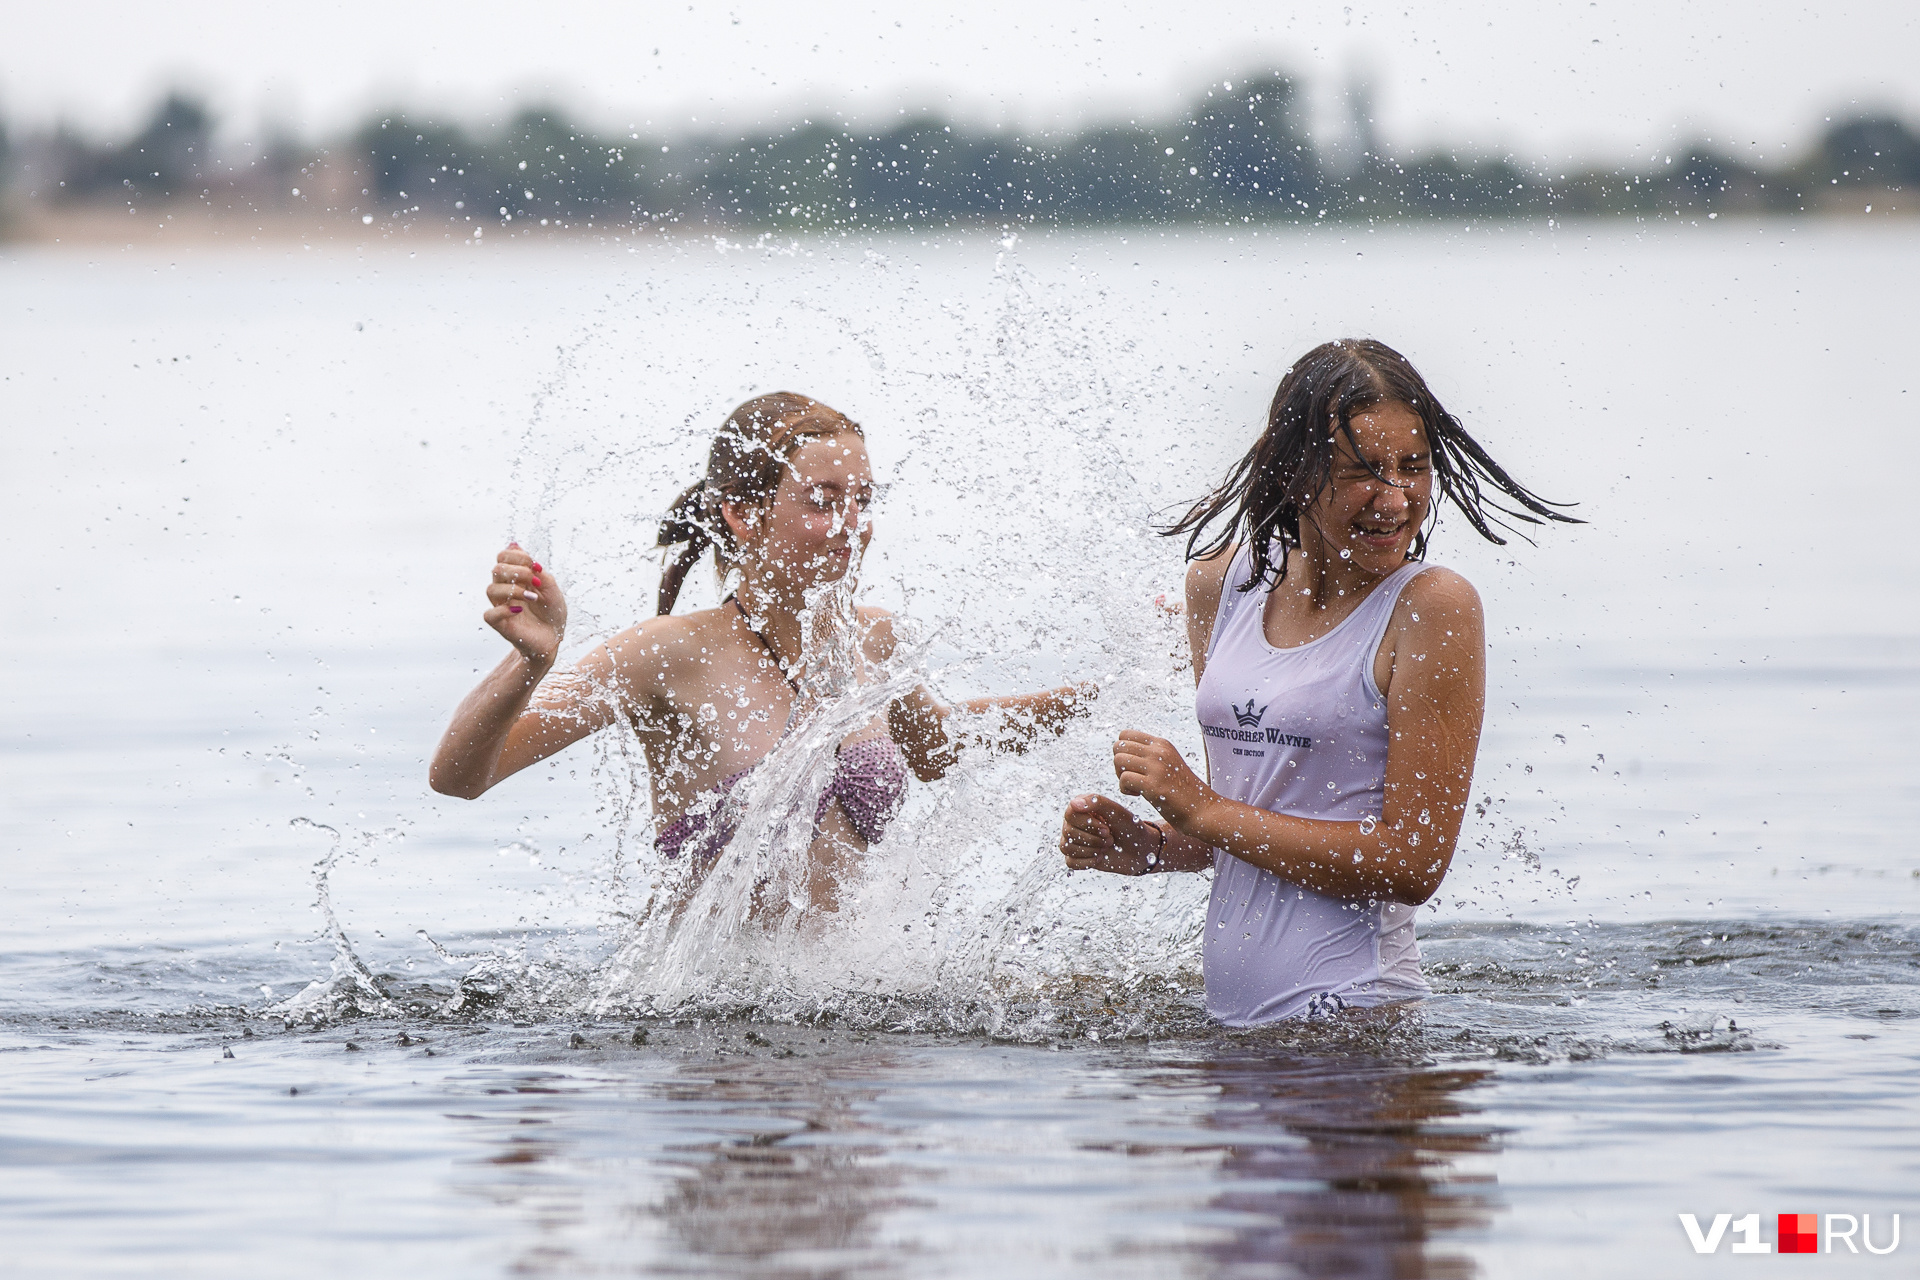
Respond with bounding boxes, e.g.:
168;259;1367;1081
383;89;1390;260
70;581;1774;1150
803;560;856;588
1345;545;1411;575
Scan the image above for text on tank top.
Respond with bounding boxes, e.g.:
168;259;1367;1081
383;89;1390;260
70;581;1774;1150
1192;545;1432;1025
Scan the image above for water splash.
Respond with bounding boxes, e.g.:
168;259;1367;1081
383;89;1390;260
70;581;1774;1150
592;608;933;1014
299;235;1575;1039
271;819;397;1022
525;238;1224;1036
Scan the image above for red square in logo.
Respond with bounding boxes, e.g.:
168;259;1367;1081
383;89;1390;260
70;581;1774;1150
1779;1213;1818;1254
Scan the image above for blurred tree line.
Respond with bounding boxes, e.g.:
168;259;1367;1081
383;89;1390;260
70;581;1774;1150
3;76;1915;235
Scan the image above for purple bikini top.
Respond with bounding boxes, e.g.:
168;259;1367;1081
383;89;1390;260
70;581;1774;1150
654;736;910;863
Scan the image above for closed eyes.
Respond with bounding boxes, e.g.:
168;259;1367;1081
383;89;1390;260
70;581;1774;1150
803;482;887;511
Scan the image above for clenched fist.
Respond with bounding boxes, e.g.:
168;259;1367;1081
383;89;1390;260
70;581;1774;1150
1112;729;1210;825
484;543;567;664
1059;794;1164;875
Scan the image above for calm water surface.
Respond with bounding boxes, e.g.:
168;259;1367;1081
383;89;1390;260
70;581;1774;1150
2;221;1917;1276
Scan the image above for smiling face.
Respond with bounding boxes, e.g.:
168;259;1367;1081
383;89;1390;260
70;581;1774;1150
724;432;875;593
1303;401;1433;579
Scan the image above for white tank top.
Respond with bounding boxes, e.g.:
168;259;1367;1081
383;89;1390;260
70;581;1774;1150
1195;545;1433;1025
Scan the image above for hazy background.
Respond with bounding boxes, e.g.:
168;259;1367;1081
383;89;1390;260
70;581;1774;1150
4;12;1919;1278
2;0;1917;244
8;0;1919;158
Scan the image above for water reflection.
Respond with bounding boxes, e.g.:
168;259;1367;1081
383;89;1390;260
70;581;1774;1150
1177;1047;1502;1278
448;1053;929;1276
651;1061;926;1276
448;1035;1499;1277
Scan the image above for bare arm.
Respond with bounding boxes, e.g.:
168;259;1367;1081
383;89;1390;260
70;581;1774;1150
889;683;1095;782
1183;548;1235;684
428;547;644;799
1108;570;1486;904
861;609;1094;782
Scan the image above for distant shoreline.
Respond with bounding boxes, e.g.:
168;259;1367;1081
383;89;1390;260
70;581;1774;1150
1;200;1908;251
8;85;1910;249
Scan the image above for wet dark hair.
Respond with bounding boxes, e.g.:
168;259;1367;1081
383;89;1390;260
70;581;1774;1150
655;391;864;615
1163;338;1578;590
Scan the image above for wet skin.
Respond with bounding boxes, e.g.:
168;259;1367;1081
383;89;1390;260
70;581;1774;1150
1059;402;1488;905
431;433;1091;912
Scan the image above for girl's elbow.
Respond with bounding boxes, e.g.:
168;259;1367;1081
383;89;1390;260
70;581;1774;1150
1396;862;1451;906
1398;880;1439;907
428;766;487;800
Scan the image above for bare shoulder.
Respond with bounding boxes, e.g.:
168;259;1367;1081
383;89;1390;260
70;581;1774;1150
1185;540;1238;580
1186;542;1239;611
1184;542;1239;611
858;605;900;662
1375;566;1485;702
1384;566;1486;686
602;609;725;695
1397;565;1484;623
1183;544;1239;681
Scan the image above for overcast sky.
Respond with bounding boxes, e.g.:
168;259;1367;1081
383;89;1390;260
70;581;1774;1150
7;0;1917;162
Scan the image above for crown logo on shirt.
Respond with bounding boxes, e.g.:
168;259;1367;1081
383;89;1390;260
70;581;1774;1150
1233;699;1268;728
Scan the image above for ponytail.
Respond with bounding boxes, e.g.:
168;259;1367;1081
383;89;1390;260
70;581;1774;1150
656;482;714;615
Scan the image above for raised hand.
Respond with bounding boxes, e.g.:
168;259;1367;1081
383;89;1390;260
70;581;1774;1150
1111;729;1210;824
483;543;567;664
1059;793;1163;875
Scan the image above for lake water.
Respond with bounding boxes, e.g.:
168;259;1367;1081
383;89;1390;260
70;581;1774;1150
2;219;1917;1276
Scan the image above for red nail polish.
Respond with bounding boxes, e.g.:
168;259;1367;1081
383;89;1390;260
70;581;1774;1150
509;605;523;614
509;541;521;548
531;563;542;573
531;577;541;586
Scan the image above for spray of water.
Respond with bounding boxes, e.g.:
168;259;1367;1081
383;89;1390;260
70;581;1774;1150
272;819;398;1022
506;240;1221;1038
284;234;1566;1039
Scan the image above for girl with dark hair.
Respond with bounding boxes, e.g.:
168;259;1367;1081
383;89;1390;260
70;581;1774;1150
432;392;1089;913
1059;339;1576;1025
